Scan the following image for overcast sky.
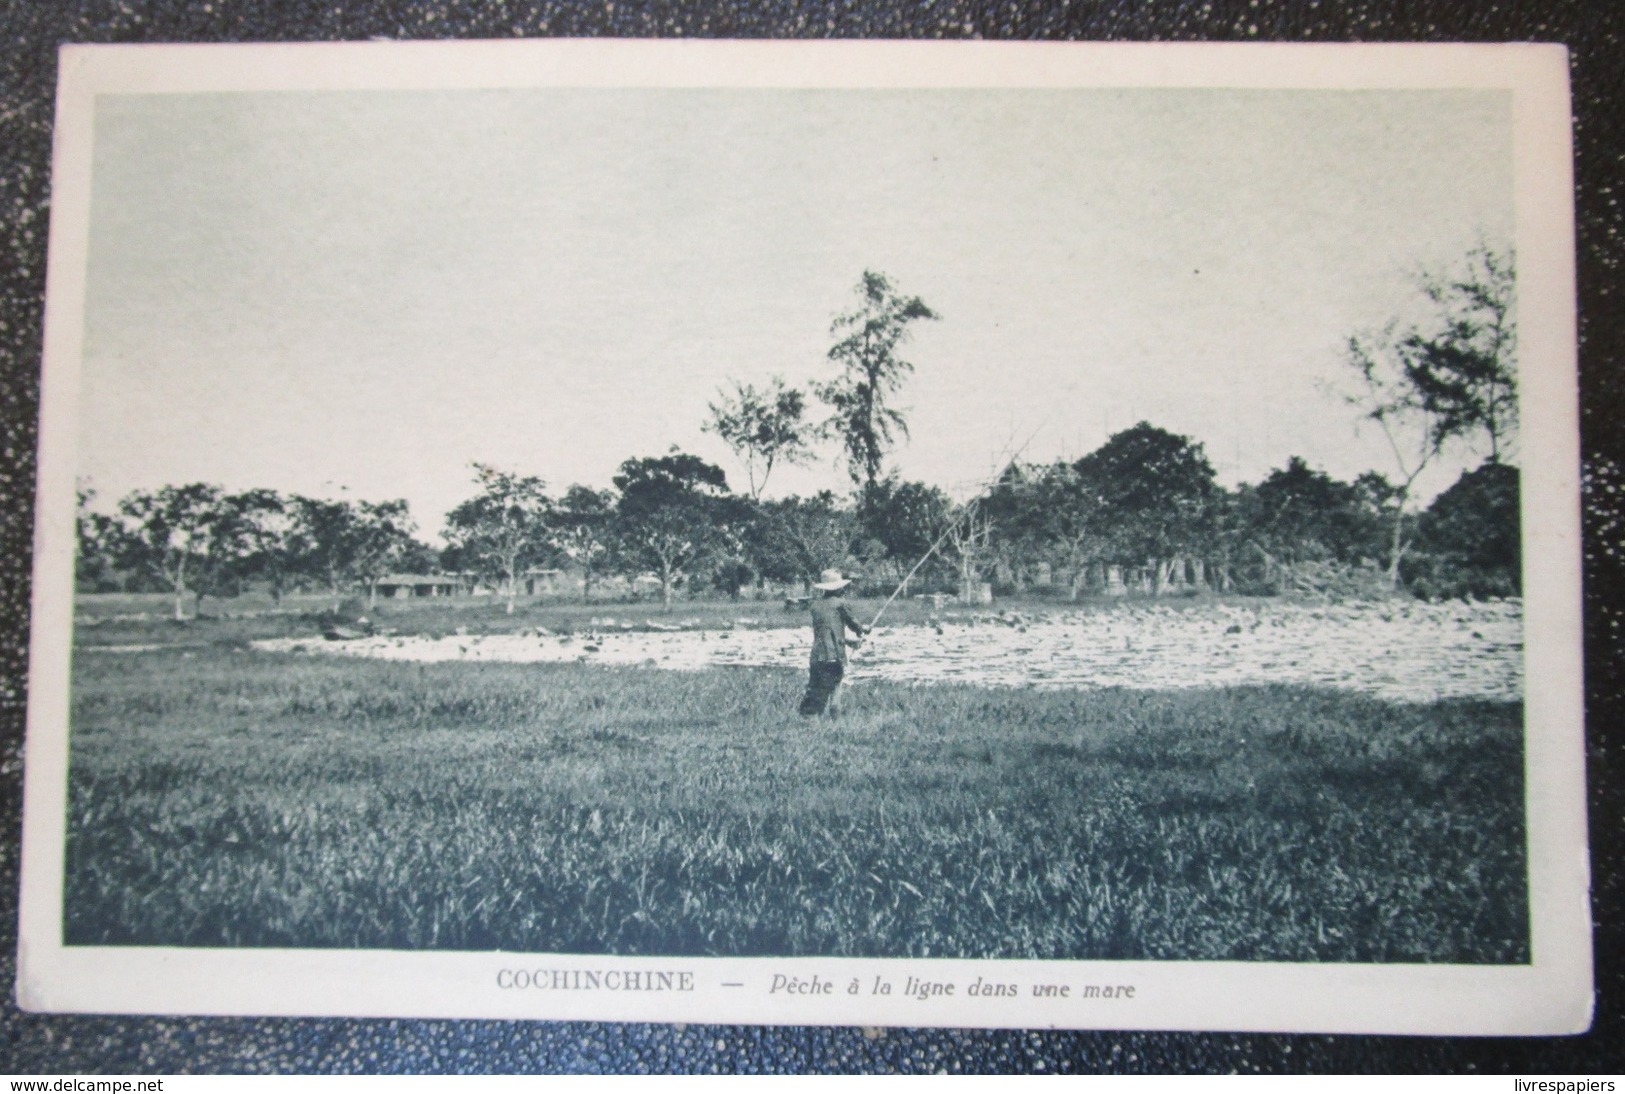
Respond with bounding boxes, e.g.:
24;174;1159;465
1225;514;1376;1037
78;86;1513;535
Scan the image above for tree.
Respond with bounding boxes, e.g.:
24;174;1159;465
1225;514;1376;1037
613;452;731;609
349;499;417;607
288;496;362;610
856;476;957;592
396;539;443;576
219;488;296;603
1342;243;1518;588
1234;458;1384;594
116;483;227;620
945;500;995;599
1026;460;1108;600
818;270;939;492
553;485;618;603
1246;458;1350;561
704;378;814;500
981;462;1079;594
444;465;553;614
1076;423;1218;593
75;484;130;593
615;452;730;511
751;492;861;592
705;494;763;600
1349;470;1414;587
858;477;952;564
1406;461;1521;599
618;508;710;609
1345;322;1455;589
1400;244;1518;464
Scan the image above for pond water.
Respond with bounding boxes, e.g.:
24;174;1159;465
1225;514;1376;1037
254;598;1522;704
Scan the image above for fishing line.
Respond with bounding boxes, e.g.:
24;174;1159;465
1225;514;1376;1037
857;415;1053;642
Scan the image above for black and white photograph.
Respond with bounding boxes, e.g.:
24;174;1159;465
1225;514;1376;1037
17;40;1590;1033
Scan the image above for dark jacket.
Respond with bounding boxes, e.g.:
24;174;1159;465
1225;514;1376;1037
808;597;866;665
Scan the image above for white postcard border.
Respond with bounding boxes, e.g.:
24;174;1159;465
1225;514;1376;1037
18;39;1592;1035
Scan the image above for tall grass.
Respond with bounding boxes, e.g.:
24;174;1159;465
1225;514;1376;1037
63;648;1527;961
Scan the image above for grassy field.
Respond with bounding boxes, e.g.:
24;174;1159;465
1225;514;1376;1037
63;640;1529;962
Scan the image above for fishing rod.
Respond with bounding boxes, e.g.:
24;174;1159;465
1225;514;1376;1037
860;419;1050;635
863;504;977;631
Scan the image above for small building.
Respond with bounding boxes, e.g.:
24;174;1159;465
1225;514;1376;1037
376;574;465;599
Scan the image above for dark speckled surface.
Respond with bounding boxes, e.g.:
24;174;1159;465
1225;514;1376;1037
1;0;1620;1075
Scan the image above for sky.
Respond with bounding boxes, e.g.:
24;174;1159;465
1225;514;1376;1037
77;86;1514;537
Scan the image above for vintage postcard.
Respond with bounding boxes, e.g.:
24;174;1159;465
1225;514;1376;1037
18;39;1589;1033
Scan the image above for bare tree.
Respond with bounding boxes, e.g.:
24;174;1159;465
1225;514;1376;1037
1345;323;1449;589
946;501;994;602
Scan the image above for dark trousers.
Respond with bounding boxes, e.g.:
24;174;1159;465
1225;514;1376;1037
799;660;845;716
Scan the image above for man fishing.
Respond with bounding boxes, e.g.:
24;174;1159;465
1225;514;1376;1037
798;568;870;717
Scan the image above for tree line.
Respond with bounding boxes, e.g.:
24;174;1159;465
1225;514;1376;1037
75;250;1520;617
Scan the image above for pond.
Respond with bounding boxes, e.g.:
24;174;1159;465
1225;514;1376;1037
254;598;1522;704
